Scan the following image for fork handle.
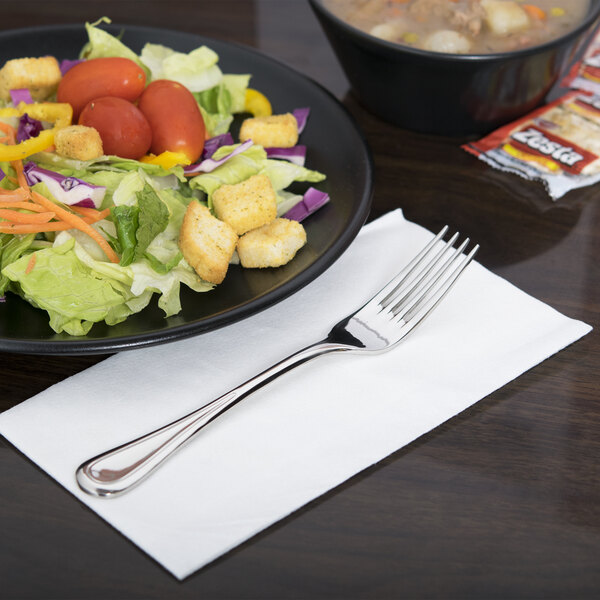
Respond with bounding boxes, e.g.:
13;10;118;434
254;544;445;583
76;340;350;497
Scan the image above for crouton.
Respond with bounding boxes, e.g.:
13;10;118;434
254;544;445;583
212;173;277;235
237;218;306;268
54;125;104;161
239;113;299;148
179;201;238;285
0;56;62;102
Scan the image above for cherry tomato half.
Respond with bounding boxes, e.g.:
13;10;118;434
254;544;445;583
57;57;146;119
138;80;206;162
79;96;152;160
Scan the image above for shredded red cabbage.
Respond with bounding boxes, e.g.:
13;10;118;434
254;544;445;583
283;187;329;222
16;114;44;143
293;108;310;134
265;145;306;166
59;58;84;75
184;140;254;175
10;88;33;105
202;133;235;159
23;162;106;209
0;167;5;182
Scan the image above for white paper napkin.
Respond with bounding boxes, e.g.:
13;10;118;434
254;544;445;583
0;210;591;580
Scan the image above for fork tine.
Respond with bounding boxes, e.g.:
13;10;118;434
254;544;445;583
393;243;479;339
381;232;464;312
389;236;470;319
375;225;449;307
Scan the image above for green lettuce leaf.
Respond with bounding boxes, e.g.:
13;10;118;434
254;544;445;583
198;105;233;137
112;170;146;207
262;158;326;191
195;75;249;114
63;227;210;321
134;184;170;261
2;170;214;334
193;75;250;137
76;170;128;209
0;233;35;295
2;228;209;334
144;250;183;274
276;190;304;216
222;74;251;113
0;162;17;190
107;178;171;264
142;187;189;275
140;43;222;91
188;144;268;201
30;151;186;181
110;179;186;271
130;259;212;317
127;183;212;314
2;238;133;335
79;17;151;78
188;144;326;206
111;204;139;266
195;83;232;115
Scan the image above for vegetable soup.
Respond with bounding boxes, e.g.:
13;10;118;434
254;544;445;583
323;0;591;54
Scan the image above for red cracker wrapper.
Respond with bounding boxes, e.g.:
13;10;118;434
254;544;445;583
562;26;600;95
463;91;600;200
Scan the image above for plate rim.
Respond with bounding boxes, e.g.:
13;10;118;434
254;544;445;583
0;23;374;355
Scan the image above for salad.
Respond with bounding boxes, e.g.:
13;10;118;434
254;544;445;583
0;18;329;336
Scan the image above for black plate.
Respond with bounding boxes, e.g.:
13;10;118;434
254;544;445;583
0;24;373;355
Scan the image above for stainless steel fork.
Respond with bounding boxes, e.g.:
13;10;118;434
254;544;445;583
76;226;479;498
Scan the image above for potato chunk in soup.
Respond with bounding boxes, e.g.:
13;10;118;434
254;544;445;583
481;0;531;36
324;0;591;54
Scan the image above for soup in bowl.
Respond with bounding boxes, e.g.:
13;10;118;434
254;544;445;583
310;0;600;135
324;0;591;55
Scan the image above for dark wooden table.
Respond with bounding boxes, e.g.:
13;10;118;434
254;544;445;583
1;1;599;598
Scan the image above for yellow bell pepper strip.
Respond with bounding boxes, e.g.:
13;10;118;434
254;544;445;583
139;150;191;169
14;102;72;128
0;102;72;161
244;88;272;117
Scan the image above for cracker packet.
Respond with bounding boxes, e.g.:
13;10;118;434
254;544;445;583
561;26;600;95
462;91;600;200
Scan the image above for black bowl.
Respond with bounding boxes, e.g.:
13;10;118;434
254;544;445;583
309;0;600;135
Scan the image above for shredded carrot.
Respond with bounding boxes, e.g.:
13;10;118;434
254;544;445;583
0;121;16;140
10;160;30;192
0;214;105;234
25;253;37;274
523;4;546;20
0;119;118;263
70;205;110;220
0;222;68;233
0;201;48;212
30;191;119;262
0;209;55;223
82;211;110;224
0;188;30;200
